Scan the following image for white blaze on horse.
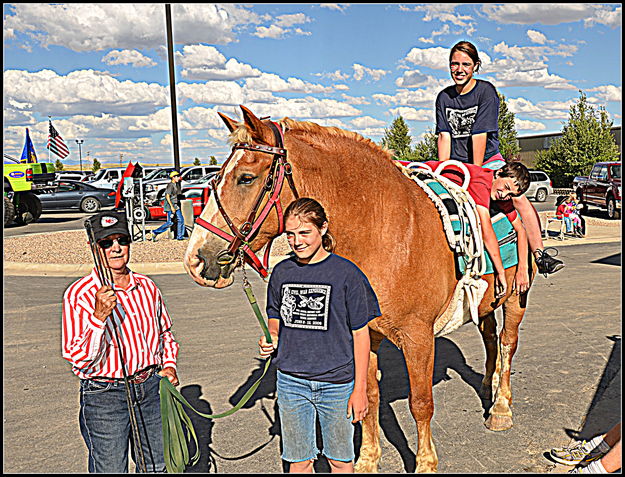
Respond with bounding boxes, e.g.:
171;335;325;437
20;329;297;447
183;106;536;473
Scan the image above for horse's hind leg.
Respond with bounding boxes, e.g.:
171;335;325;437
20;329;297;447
485;297;525;431
355;331;384;473
478;312;498;402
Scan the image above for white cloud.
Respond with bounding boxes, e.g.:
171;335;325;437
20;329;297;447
245;73;334;94
373;86;442;109
275;13;311;27
319;4;349;12
388;107;433;122
313;70;351;81
526;29;548;45
253;25;287;39
102;50;156;68
350;116;386;129
396;70;448;89
587;85;622;103
340;94;370;105
3;4;263;52
352;63;389;82
515;118;546;132
481;4;621;27
4;69;169;117
178;45;262;81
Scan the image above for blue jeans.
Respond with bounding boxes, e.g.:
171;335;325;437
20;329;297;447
276;370;355;463
563;216;573;233
153;208;184;240
79;373;165;473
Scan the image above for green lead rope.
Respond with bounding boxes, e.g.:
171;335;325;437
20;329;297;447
160;283;273;473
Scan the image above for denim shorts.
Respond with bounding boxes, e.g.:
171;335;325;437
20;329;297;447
276;370;355;463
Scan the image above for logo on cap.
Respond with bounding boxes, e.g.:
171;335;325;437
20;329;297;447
101;216;119;227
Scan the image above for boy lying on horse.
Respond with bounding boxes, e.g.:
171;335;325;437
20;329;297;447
422;159;531;299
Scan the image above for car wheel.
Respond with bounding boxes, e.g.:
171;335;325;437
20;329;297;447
535;188;548;202
607;197;620;220
15;192;42;225
81;197;101;213
4;196;16;226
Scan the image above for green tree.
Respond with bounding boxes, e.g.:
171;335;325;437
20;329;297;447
209;156;218;165
406;128;438;162
498;93;521;160
193;157;201;166
381;116;412;158
54;159;64;171
535;91;619;187
92;158;101;173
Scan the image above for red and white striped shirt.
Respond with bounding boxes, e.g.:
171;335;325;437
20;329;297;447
62;268;179;380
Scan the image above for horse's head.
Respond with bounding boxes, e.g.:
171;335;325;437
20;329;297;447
184;105;297;288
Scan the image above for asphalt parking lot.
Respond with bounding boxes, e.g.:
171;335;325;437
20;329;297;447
2;238;621;473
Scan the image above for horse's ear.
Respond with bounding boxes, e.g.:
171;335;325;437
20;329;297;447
240;105;274;145
218;112;239;133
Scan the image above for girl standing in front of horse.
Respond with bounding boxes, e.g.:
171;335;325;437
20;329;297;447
435;40;564;277
259;197;381;473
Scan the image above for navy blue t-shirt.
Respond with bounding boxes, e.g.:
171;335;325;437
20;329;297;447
435;79;500;163
266;254;381;383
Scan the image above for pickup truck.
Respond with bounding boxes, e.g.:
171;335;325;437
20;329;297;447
573;161;621;219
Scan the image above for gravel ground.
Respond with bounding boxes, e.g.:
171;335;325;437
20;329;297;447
3;214;615;265
3;230;292;264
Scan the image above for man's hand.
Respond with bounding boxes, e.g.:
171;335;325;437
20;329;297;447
513;268;530;295
158;366;179;386
94;285;117;321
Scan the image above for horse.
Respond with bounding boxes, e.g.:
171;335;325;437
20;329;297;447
183;105;536;473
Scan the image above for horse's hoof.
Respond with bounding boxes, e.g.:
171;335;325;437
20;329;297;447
484;413;513;431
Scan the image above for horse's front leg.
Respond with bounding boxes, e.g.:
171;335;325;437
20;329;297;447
478;311;498;402
355;331;383;473
484;297;525;431
403;323;438;473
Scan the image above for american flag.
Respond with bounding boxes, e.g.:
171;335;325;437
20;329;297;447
47;120;70;159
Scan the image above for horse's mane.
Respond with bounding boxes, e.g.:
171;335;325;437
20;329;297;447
228;116;393;161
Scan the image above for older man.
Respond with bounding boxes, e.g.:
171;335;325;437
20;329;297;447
62;210;179;473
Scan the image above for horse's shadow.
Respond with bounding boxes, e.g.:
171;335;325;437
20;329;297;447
220;337;484;473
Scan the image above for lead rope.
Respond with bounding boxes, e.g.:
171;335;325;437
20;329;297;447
159;248;274;473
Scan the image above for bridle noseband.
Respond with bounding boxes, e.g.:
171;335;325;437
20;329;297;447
195;121;298;278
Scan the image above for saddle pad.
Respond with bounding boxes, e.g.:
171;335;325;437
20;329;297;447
416;172;518;275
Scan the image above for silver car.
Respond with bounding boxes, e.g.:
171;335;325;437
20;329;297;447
526;170;553;202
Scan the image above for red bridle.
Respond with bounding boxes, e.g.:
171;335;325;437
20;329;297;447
194;121;298;278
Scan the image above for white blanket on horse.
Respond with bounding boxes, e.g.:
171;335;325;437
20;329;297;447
395;161;489;335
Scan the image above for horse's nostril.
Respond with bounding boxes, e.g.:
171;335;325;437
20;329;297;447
216;250;235;267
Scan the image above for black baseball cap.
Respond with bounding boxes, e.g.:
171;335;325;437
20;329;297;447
85;211;130;243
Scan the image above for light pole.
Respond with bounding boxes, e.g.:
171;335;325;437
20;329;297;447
75;139;84;172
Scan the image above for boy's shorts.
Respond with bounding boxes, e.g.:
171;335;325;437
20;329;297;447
276;370;355;463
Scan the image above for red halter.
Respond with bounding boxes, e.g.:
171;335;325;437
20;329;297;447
194;121;298;278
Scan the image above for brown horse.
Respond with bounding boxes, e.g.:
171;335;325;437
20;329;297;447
183;105;536;473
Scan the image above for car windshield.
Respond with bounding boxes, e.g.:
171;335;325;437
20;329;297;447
190;172;218;184
611;165;621;179
90;170;106;181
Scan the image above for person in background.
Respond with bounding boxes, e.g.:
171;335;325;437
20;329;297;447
435;40;564;276
151;170;185;241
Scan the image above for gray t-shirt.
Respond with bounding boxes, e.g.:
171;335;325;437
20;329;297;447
163;182;181;212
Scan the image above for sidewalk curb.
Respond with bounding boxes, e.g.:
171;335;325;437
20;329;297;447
3;255;293;277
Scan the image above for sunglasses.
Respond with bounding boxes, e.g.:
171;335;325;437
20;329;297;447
98;236;131;249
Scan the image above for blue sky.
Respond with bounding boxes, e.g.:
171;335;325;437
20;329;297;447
3;3;622;168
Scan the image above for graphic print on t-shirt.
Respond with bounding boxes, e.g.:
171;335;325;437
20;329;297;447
280;284;331;330
446;106;478;138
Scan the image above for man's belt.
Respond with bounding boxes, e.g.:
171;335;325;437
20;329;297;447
89;365;159;385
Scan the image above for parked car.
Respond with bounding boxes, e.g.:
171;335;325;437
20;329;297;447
525;170;553;202
36;180;117;213
573;161;621;219
54;171;93;182
143;165;221;204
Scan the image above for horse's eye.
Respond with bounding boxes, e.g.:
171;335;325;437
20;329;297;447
237;174;257;185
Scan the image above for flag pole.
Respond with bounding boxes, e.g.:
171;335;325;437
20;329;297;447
48;116;51;163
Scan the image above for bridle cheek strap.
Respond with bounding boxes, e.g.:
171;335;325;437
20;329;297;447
194;121;297;278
